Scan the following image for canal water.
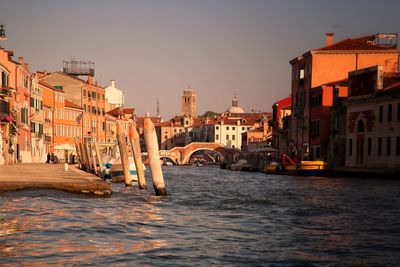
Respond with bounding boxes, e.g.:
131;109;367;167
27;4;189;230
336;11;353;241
1;166;400;266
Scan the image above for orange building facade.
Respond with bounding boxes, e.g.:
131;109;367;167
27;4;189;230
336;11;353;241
41;73;107;144
290;33;399;160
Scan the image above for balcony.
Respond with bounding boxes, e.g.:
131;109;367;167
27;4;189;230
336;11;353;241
0;87;12;99
44;135;52;143
32;132;43;139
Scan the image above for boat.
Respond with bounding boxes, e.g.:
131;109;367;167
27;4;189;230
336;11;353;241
264;154;328;176
101;154;145;183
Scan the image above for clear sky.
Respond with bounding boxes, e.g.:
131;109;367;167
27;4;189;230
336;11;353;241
1;0;399;118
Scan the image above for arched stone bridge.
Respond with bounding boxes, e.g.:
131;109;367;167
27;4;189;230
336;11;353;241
159;142;240;165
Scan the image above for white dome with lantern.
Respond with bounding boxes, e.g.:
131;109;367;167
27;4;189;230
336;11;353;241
226;95;245;114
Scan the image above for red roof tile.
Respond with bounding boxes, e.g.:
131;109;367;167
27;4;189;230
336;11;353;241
108;107;135;117
38;80;64;92
65;99;82;110
382;74;400;92
316;35;397;51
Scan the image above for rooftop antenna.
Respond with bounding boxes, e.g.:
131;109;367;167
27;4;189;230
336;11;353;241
331;25;341;34
156;98;160;117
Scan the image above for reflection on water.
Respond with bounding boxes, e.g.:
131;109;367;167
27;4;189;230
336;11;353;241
1;166;400;265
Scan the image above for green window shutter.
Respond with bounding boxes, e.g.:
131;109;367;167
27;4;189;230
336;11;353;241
31;122;35;132
25;108;29;124
21;108;25;123
30;97;34;107
39;124;43;134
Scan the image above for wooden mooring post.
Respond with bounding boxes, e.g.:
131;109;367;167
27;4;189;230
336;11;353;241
84;142;94;173
129;124;147;190
116;122;132;187
74;139;82;167
143;118;166;196
94;143;104;179
79;142;88;171
89;143;97;174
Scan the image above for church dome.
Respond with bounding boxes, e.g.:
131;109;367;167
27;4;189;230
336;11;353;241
226;95;245;114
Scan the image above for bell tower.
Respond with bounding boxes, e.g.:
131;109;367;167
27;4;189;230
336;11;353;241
182;85;196;117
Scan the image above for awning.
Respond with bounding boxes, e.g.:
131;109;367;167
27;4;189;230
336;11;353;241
248;147;279;153
54;144;76;150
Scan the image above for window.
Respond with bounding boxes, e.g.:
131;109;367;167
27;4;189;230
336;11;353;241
232;127;235;130
247;127;250;130
367;138;372;156
299;68;305;79
379;105;383;122
226;126;229;130
349;139;352;156
226;135;229;140
397;136;400;156
216;134;219;140
164;135;168;140
378;137;382;156
174;129;177;132
1;71;8;87
388;104;392;122
83;89;86;98
216;126;219;130
232;135;235;140
387;137;391;156
21;107;28;124
398;103;400;121
242;127;244;131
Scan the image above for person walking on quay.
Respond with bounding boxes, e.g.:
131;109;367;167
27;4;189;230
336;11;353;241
46;153;50;164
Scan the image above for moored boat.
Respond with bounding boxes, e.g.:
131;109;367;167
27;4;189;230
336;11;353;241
101;154;145;183
264;154;328;176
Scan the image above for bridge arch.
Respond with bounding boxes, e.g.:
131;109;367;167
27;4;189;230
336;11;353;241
181;148;225;165
160;156;177;165
160;142;239;165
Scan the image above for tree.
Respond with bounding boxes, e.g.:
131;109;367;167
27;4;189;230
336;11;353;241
201;110;219;117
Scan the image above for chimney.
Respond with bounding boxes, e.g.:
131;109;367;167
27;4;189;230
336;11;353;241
87;76;94;85
111;80;115;87
19;56;24;64
325;33;334;47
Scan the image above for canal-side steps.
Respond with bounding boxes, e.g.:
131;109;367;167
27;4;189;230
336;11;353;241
0;163;111;195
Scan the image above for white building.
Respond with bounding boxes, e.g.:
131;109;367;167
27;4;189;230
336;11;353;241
212;120;253;149
345;66;400;169
105;80;124;108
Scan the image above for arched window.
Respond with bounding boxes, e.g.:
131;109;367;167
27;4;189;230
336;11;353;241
357;120;365;133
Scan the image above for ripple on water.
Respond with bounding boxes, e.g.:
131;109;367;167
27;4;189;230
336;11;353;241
1;166;400;265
